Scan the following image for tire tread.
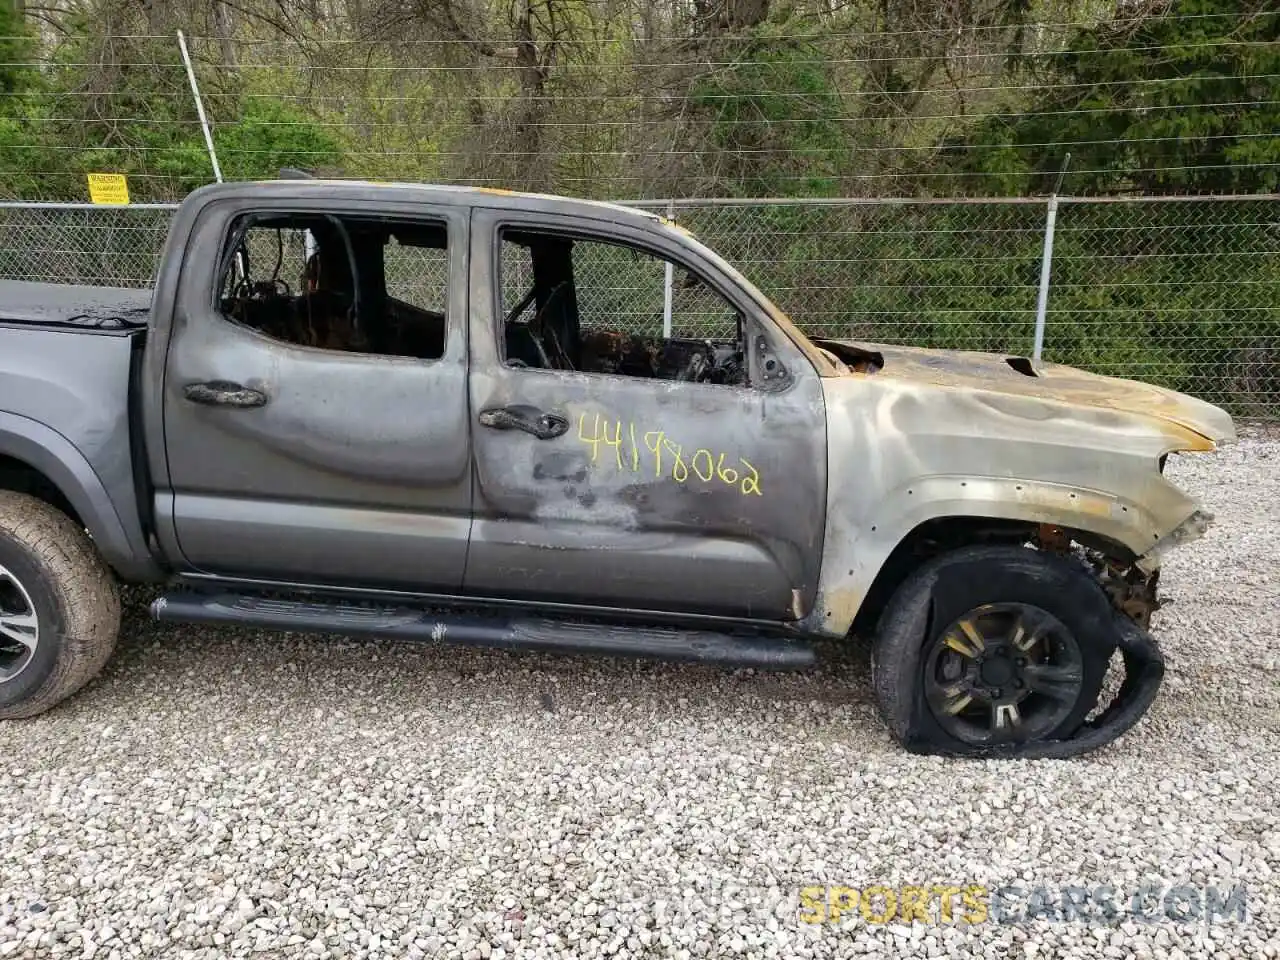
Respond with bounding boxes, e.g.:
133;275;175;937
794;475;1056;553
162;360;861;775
0;491;120;719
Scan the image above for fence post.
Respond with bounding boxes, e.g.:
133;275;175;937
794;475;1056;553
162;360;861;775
662;199;675;338
1033;154;1071;362
177;30;224;183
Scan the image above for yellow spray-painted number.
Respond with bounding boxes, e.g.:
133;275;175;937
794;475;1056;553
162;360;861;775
692;449;714;482
577;412;603;462
662;439;689;483
576;413;762;497
643;430;665;477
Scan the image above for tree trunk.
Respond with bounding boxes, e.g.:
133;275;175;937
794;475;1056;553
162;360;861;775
213;1;239;73
513;0;550;189
138;0;169;34
726;0;769;30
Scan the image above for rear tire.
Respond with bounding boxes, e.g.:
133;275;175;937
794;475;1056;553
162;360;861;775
871;545;1120;757
0;492;121;718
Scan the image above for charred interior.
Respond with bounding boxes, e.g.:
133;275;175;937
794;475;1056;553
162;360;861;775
219;213;448;361
217;216;751;388
499;229;750;386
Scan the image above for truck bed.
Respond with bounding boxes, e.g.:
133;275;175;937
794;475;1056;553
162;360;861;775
0;304;154;578
0;280;151;330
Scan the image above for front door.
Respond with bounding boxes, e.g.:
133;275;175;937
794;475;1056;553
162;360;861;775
161;199;472;591
463;210;827;621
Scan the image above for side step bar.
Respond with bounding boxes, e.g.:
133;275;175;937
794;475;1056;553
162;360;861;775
150;592;815;669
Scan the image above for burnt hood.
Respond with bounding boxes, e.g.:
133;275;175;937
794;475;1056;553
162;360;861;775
814;339;1235;446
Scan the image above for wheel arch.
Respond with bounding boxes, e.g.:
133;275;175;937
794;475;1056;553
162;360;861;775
0;451;83;529
802;474;1174;639
848;514;1138;639
0;412;160;581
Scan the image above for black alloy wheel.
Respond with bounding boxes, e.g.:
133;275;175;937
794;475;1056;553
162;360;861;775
922;602;1085;745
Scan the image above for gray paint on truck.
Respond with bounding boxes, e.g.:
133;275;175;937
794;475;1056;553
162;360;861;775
0;280;150;330
0;324;159;579
160;195;474;590
464;207;827;619
134;181;830;619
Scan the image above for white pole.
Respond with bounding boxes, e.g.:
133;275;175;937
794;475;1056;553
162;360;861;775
1032;154;1070;362
1032;195;1057;362
661;199;675;338
177;30;223;183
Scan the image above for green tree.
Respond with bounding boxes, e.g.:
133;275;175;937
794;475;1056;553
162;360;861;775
685;19;850;197
0;14;344;201
942;0;1280;195
154;100;344;187
0;3;51;199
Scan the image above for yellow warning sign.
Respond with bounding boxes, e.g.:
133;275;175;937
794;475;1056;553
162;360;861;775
87;173;130;205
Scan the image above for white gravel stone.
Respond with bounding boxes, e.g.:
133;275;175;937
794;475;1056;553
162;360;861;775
0;427;1276;959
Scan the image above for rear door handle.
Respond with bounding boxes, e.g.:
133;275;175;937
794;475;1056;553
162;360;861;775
183;380;269;408
479;404;569;440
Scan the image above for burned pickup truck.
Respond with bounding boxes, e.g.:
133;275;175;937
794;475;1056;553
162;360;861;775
0;181;1233;756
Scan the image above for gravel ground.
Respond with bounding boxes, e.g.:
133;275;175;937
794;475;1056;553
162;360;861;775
1;428;1277;960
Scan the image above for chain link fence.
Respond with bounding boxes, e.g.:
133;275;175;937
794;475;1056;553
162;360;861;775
0;195;1274;417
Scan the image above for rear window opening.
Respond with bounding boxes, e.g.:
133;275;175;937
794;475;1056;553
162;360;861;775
217;212;450;361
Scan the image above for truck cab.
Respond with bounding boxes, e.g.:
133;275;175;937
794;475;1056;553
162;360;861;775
150;182;827;622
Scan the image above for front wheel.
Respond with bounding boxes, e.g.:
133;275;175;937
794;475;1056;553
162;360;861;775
871;545;1135;758
0;492;121;718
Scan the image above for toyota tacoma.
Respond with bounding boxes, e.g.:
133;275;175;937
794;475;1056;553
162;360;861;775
0;180;1234;756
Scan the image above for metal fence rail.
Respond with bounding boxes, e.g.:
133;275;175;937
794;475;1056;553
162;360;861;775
0;195;1274;417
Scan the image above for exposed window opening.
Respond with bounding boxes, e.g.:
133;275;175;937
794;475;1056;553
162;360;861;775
218;213;449;361
498;229;753;387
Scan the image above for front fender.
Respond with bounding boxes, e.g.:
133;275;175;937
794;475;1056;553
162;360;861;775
802;375;1216;639
800;473;1198;638
0;411;161;580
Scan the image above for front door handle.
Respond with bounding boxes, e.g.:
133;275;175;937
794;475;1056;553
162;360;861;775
479;404;569;440
183;380;268;409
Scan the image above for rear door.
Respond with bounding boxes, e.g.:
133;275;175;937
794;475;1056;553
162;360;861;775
463;209;827;621
160;197;472;591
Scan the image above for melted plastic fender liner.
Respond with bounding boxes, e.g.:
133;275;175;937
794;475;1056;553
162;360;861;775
871;545;1165;760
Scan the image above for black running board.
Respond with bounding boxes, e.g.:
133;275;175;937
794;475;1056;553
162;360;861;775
150;592;815;669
